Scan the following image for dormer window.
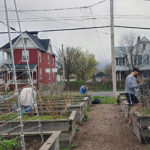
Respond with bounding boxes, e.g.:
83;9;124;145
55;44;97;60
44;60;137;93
22;50;29;61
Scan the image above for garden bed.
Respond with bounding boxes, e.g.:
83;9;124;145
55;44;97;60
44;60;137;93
120;99;129;119
132;111;150;144
0;111;76;146
68;102;85;123
1;131;61;150
119;94;150;144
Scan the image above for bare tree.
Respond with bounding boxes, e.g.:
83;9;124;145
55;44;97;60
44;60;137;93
56;46;81;82
119;32;148;70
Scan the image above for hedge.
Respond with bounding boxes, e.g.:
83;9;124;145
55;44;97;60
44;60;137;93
65;80;125;91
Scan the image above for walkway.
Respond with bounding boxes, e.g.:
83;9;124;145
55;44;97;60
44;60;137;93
72;104;147;150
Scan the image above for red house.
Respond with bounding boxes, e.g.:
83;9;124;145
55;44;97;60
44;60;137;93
0;31;57;90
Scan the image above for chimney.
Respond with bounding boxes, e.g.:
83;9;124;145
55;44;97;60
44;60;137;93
27;31;38;37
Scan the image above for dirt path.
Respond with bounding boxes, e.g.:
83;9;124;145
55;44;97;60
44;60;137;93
72;104;147;150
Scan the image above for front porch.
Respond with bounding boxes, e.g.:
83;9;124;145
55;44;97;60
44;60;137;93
0;64;38;91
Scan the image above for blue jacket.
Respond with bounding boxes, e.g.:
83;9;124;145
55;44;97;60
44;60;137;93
80;85;88;94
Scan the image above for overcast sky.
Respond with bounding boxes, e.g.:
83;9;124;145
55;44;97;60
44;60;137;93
1;0;150;69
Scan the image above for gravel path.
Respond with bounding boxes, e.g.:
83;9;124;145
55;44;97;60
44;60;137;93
72;104;147;150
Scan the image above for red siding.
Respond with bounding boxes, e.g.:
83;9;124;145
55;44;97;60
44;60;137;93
14;49;38;64
13;48;56;86
38;52;56;84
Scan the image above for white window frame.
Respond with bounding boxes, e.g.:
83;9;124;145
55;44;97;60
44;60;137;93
22;50;29;62
48;55;50;64
40;68;42;79
49;72;51;80
39;52;41;62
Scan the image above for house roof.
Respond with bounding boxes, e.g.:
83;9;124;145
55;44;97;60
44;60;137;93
115;47;129;58
96;72;104;77
0;31;50;52
4;64;37;70
140;36;149;43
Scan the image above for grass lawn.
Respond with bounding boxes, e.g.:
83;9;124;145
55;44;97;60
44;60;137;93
91;96;117;104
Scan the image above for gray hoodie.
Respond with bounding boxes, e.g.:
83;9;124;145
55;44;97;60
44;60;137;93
125;74;139;94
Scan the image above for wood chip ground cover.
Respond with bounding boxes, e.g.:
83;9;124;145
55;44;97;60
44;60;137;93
72;104;147;150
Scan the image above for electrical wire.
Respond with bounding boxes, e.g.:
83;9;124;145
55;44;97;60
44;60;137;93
2;0;106;12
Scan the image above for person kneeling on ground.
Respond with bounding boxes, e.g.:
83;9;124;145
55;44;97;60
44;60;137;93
20;86;36;112
80;85;88;94
125;68;141;124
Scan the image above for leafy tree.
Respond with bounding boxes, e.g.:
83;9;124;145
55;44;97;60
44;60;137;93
76;51;98;81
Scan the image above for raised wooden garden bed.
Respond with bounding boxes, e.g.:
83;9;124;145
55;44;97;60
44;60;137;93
132;111;150;144
68;102;85;123
0;111;76;146
120;99;129;119
1;131;61;150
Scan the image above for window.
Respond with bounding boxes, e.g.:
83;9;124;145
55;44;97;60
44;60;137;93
22;50;29;61
49;72;51;80
143;44;146;50
48;55;50;64
138;55;142;65
0;72;2;79
147;55;149;64
40;68;42;79
143;72;147;79
52;57;55;65
116;58;119;66
39;52;41;62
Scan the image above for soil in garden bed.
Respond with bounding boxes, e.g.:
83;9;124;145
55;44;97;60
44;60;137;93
16;136;49;150
72;104;147;150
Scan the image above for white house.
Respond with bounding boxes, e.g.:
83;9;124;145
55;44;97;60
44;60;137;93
115;36;150;81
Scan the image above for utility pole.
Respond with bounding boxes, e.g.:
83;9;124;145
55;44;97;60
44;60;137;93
110;0;117;97
62;44;65;82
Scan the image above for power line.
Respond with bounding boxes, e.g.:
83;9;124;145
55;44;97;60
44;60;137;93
4;0;106;12
1;25;150;35
89;8;109;63
0;26;110;34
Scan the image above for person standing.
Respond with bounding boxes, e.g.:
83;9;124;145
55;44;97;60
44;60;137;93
125;68;140;106
125;68;141;124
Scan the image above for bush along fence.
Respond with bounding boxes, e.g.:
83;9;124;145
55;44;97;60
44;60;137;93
119;83;150;144
65;80;125;91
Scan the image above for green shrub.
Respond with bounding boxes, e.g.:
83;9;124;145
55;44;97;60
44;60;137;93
0;138;20;150
82;113;88;122
65;80;125;91
87;106;91;112
60;144;77;150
